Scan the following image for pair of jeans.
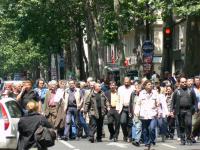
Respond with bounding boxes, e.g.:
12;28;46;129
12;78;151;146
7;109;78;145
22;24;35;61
64;107;78;138
141;119;157;145
157;117;167;136
132;117;142;142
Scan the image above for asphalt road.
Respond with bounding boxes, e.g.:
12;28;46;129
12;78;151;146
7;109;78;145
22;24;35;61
49;126;200;150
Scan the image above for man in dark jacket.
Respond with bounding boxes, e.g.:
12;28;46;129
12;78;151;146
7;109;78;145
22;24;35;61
16;80;41;114
84;83;110;143
17;101;53;150
172;77;196;145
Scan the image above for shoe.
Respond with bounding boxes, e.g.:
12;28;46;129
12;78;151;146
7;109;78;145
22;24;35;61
152;142;156;145
89;138;94;143
82;135;88;139
109;135;113;140
132;141;140;147
96;139;102;142
113;138;118;142
61;136;68;141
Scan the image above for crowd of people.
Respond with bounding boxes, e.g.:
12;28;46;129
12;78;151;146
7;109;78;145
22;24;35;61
2;72;200;150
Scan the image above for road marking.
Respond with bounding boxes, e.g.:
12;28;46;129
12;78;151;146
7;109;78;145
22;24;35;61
59;140;75;149
107;142;128;148
161;143;177;149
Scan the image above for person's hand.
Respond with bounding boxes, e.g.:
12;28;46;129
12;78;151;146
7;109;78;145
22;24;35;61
21;86;26;92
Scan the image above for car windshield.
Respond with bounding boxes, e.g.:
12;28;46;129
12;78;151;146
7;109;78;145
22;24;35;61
5;101;22;118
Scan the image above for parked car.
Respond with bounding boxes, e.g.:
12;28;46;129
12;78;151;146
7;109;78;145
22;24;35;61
0;98;22;149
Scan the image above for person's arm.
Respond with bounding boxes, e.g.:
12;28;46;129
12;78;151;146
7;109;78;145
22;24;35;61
171;91;177;115
191;89;197;112
84;91;92;113
16;87;26;101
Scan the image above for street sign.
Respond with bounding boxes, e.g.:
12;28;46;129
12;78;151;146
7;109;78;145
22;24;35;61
142;40;154;53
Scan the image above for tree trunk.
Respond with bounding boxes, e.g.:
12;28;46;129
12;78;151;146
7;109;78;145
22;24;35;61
84;0;100;80
184;16;200;76
76;26;86;80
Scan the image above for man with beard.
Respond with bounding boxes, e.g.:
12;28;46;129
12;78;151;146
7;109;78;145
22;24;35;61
118;77;135;142
105;81;120;142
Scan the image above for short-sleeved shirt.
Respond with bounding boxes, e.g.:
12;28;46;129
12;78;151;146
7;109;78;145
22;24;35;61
20;90;40;109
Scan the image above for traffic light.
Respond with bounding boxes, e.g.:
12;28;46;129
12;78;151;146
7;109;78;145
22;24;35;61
163;26;172;49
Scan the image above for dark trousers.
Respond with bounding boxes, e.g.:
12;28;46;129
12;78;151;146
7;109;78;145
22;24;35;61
89;115;104;140
167;116;175;138
120;107;132;139
77;111;89;137
177;110;192;141
107;108;120;139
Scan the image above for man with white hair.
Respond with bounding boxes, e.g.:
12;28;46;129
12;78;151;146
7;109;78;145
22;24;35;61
84;83;110;143
44;80;58;127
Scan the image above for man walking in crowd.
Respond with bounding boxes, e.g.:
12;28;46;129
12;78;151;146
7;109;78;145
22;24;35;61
84;83;110;143
134;80;159;149
34;79;48;111
62;80;82;141
105;81;120;142
44;80;58;128
172;77;197;145
129;83;142;147
118;77;135;142
165;85;175;139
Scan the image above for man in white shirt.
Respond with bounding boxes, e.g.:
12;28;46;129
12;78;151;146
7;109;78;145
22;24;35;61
118;77;135;142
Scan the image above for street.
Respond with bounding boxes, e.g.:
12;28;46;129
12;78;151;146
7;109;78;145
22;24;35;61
49;127;200;150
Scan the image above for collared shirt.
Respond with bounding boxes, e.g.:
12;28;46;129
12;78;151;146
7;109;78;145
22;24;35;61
118;85;135;107
135;89;159;119
111;92;119;107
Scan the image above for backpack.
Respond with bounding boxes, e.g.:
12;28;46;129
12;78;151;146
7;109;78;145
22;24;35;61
34;125;56;148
